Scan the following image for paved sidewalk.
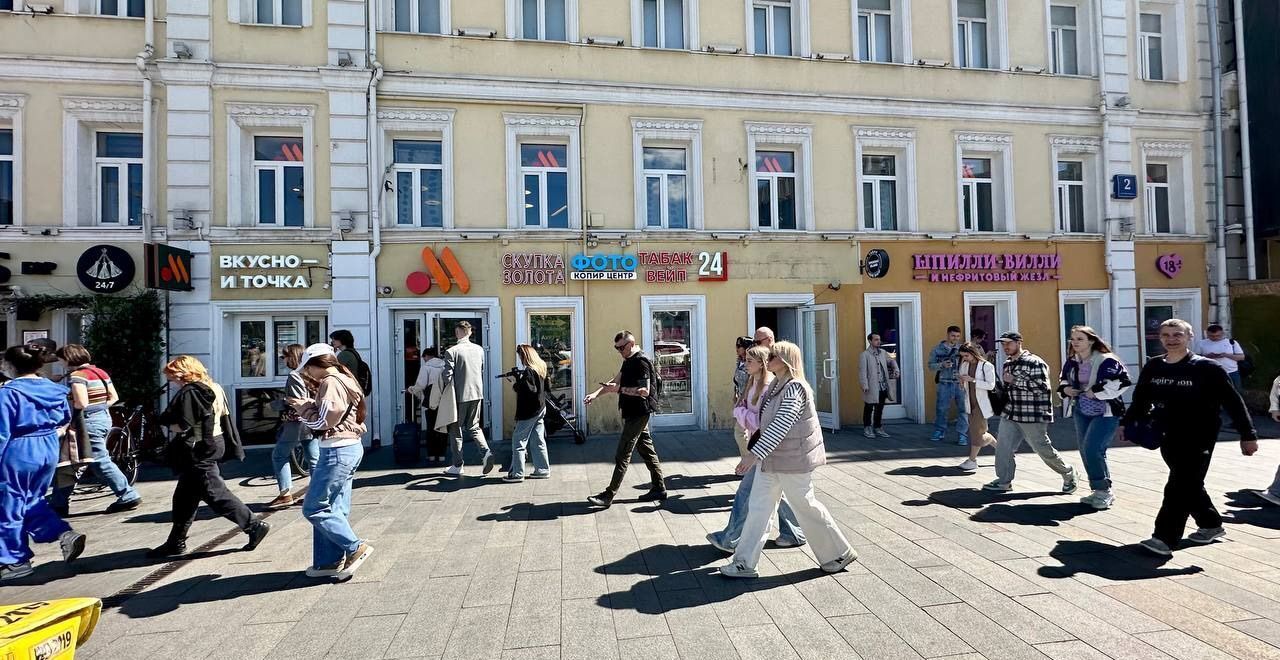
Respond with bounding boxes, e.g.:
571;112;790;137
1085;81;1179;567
4;418;1280;659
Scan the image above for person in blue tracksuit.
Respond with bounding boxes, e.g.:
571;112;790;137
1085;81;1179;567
0;343;88;580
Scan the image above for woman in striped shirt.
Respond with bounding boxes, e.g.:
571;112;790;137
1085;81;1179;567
719;341;856;578
49;345;141;515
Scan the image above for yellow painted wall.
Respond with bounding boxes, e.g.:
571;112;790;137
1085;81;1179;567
211;7;328;65
1;240;150;341
0;11;167;60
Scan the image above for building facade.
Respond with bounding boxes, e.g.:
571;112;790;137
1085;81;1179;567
0;0;1218;445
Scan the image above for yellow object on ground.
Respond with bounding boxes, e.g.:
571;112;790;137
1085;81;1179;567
0;598;101;660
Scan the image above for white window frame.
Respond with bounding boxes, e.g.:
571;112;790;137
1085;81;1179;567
506;0;579;42
1058;289;1111;366
854;127;917;232
94;0;143;18
1045;0;1092;76
745;0;811;57
515;296;586;427
94;132;144;226
0;94;23;227
950;0;1008;70
632;118;703;231
1136;0;1185;82
1139;139;1193;235
227;103;316;229
1138;288;1202;362
383;0;451;34
963;290;1018;371
66;0;142;17
62;97;144;228
954;132;1013;233
227;0;312;27
853;0;911;64
631;0;700;50
1049;135;1101;234
378;108;456;229
505;113;581;230
251;136;305;227
746;122;813;232
640;294;709;430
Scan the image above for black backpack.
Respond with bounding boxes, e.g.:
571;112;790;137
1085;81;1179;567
988;379;1009;416
346;350;373;395
636;355;664;414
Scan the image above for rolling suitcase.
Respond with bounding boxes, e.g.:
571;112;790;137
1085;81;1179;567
393;421;422;466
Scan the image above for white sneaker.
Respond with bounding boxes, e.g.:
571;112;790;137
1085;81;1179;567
718;561;758;578
876;428;891;438
957;459;978;473
863;427;876;439
1061;469;1078;494
821;549;858;573
444;465;463;476
1081;490;1115;510
59;531;86;563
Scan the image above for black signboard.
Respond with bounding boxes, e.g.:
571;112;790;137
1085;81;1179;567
145;243;195;292
76;244;135;294
864;249;891;279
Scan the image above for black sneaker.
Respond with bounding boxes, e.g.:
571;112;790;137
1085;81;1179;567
105;498;142;514
243;520;271;551
587;491;613;508
52;505;70;518
146;540;187;559
638;489;668;503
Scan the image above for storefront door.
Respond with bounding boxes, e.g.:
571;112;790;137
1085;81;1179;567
964;292;1018;371
515;298;585;433
864;293;924;422
642;295;707;429
230;313;328;445
800;304;839;431
393;310;491;434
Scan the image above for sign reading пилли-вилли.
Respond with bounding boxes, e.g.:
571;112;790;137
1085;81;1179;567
912;253;1061;283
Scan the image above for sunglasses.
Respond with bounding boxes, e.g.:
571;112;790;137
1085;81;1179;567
614;342;631;352
753;339;765;345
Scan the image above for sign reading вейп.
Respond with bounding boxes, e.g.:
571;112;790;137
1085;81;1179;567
912;253;1061;283
218;254;320;289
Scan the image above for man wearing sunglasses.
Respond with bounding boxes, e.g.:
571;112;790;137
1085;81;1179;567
583;331;666;508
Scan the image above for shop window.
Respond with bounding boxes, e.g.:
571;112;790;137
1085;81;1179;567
857;0;893;62
513;0;571;41
861;154;897;231
505;113;581;229
642;147;689;230
651;309;693;414
956;132;1013;233
529;313;575;403
393;140;444;228
254;136;305;227
1055;160;1085;233
238;315;326;380
0;128;12;226
393;0;444;34
1049;4;1078;75
95;132;143;227
641;0;686;48
520;144;570;229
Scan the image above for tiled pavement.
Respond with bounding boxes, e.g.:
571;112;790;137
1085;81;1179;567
5;417;1280;659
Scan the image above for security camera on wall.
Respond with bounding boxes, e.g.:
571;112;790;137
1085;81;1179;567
25;3;54;13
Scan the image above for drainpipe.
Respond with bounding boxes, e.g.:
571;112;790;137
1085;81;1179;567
1092;1;1119;345
366;3;385;443
136;0;155;238
1209;0;1230;325
1233;0;1256;280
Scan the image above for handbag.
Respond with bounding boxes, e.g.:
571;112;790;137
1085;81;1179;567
1122;405;1164;450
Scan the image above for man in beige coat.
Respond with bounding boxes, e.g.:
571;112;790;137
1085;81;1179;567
442;321;490;476
858;333;898;439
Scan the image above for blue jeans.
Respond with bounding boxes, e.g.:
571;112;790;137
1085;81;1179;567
932;381;969;440
1073;413;1117;491
710;464;805;550
509;410;550;478
272;421;318;494
50;410;140;510
302;443;364;569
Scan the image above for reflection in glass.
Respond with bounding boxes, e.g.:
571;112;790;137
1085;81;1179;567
240;321;267;378
530;314;574;403
869;306;903;405
651;310;693;414
235;387;284;445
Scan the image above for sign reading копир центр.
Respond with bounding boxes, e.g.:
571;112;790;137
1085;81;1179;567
912;253;1061;283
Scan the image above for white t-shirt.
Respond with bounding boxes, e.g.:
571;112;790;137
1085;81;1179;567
1196;337;1242;374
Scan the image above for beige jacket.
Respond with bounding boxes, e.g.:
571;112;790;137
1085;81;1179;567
298;372;366;447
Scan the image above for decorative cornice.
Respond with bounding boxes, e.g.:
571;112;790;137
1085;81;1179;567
1050;134;1101;148
1140;139;1192;156
226;103;315;118
954;131;1013;145
632;118;703;132
503;113;580;128
855;127;915;141
62;97;143;113
377;108;455;123
745;122;812;136
0;94;26;110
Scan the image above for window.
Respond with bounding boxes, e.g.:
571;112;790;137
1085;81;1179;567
1139;12;1163;80
0;129;11;226
956;0;988;68
960;157;993;231
1050;4;1078;74
643;0;685;48
521;0;568;40
747;122;812;231
752;0;793;55
861;155;897;231
393;0;444;33
955;132;1012;233
521;144;570;229
1056;160;1085;233
632;118;703;230
253;136;305;227
755;151;797;230
0;0;11;10
858;0;893;62
1139;289;1200;362
1145;162;1170;234
392;140;444;228
255;0;302;25
98;0;144;17
641;147;689;229
94;132;142;226
1058;290;1110;365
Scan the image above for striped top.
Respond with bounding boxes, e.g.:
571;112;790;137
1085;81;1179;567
69;365;113;413
749;380;808;462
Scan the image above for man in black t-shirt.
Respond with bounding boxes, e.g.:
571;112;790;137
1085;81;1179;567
583;330;666;508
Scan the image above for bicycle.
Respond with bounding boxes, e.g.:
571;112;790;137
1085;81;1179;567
73;391;168;495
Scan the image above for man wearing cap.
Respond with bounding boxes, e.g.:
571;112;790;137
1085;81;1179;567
983;331;1078;494
442;321;492;476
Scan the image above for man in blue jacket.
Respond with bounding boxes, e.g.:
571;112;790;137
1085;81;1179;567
928;325;969;444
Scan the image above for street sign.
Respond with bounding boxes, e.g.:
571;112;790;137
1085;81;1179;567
145;243;195;292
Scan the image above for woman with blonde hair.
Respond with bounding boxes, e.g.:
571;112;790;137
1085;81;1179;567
267;344;318;509
148;355;269;558
955;342;998;473
719;341;855;578
497;344;553;482
707;344;805;554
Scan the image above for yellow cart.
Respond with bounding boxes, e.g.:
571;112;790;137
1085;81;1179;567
0;598;101;660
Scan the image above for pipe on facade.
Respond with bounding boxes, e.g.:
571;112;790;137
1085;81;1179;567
366;0;385;442
1233;0;1257;280
136;0;155;238
1091;0;1120;346
1208;0;1230;326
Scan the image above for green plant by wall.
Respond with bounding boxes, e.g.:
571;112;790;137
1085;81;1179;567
1230;294;1280;410
82;292;167;406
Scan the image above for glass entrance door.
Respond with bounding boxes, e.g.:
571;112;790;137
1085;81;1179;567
867;302;921;421
799;304;839;431
394;310;491;434
646;307;698;428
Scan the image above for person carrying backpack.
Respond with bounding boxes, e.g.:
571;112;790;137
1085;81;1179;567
583;330;666;508
328;330;373;395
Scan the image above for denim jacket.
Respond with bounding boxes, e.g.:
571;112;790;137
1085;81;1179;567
928;341;961;383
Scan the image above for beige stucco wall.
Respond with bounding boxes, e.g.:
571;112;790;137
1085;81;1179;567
0;10;167;60
211;6;329;65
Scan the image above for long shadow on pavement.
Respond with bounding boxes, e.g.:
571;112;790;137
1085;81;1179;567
113;571;319;618
903;487;1060;510
970;502;1096;526
6;547;241;586
1037;540;1204;580
886;465;976;478
1221;489;1280;531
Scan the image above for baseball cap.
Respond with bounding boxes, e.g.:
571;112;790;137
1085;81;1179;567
996;331;1023;343
735;336;754;350
294;342;336;373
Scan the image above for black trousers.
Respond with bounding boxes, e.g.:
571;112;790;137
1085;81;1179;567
167;437;254;543
1153;440;1220;546
605;414;664;495
863;390;890;428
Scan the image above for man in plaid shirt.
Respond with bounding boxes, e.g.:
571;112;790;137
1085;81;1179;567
983;332;1078;493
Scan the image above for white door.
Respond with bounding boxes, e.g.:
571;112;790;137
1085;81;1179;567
964;292;1018;371
799;304;839;431
642;299;706;429
865;297;923;422
393;310;493;433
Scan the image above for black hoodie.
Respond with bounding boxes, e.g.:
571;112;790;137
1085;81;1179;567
1120;352;1257;446
158;381;244;463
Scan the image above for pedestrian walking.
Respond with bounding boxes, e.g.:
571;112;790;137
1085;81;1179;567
1058;326;1131;510
289;344;374;580
266;344;318;509
147;356;269;558
955;342;997;473
1121;319;1258;556
583;330;666;508
707;344;805;553
1195;323;1247;393
1255;373;1280;507
982;332;1078;493
442;321;492;476
0;344;88;580
496;344;552;483
928;325;969;444
859;332;899;439
48;344;142;516
753;327;775;347
732;336;754;457
406;346;451;464
718;341;855;578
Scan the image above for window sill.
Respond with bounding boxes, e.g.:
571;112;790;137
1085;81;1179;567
238;22;306;29
382;29;449;37
1140;77;1183;85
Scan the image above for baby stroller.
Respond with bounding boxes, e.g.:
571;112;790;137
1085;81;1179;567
544;393;586;444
